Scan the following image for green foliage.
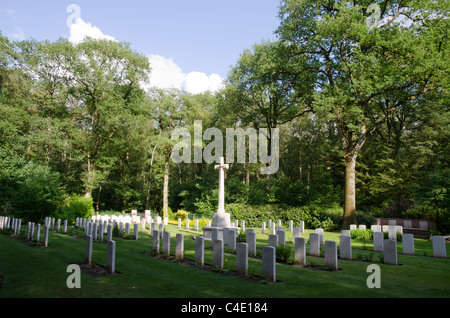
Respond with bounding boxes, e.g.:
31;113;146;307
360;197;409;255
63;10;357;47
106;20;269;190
112;224;121;238
236;231;246;243
123;234;136;240
0;3;448;236
226;203;341;231
350;229;373;241
67;194;94;220
1;159;65;223
276;243;293;263
175;210;189;221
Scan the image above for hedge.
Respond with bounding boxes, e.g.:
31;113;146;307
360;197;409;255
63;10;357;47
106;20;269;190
225;203;342;231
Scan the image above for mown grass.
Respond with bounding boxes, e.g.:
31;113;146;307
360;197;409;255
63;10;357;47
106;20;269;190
0;224;449;298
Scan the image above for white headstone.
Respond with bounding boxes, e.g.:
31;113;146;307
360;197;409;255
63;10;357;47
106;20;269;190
152;230;160;253
309;233;320;257
339;235;352;260
107;240;116;273
213;239;224;269
228;228;236;250
247;231;256;256
324;241;338;270
236;242;248;275
195;236;204;265
176;233;184;259
268;234;278;248
294;237;306;265
293;227;301;239
432;236;447;258
402;233;414;255
163;231;170;256
85;235;93;264
371;225;381;232
384;239;398;265
419;221;428;230
315;228;324;245
276;230;286;245
262;246;276;282
373;231;384;252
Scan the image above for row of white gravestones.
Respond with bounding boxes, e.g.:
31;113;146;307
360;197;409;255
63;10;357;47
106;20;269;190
84;224;116;273
77;217;143;241
0;216;55;247
0;216;23;236
158;227;446;282
263;220;305;235
213;236;278;282
80;213;165;233
177;218;200;231
151;230;279;282
351;224;404;240
343;228;448;262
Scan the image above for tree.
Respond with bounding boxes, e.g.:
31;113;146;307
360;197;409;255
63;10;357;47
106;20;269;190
277;0;449;227
148;88;189;219
67;38;150;198
224;40;315;175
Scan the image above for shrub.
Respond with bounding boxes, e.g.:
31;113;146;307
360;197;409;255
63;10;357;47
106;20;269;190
112;224;121;238
176;210;189;221
226;203;341;231
123;234;136;240
236;231;246;243
276;243;293;263
12;162;65;223
68;194;94;220
350;229;373;241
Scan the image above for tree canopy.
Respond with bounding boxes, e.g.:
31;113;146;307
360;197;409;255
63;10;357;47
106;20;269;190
0;0;448;233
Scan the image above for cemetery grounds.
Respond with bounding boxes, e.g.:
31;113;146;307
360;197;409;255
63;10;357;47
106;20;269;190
0;222;449;298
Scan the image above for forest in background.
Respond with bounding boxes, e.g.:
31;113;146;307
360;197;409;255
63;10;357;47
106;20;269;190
0;0;448;233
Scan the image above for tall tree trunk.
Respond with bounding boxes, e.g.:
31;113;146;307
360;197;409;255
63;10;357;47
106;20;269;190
145;143;157;210
84;155;93;198
298;134;302;182
343;154;358;228
96;183;102;217
163;154;170;220
342;124;367;229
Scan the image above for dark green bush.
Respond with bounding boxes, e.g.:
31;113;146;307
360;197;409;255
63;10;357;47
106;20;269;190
276;243;293;263
236;231;246;243
226;203;342;231
67;194;94;219
123;234;136;240
350;229;373;241
12;162;65;223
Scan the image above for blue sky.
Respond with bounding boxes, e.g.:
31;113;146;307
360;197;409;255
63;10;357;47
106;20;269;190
0;1;281;93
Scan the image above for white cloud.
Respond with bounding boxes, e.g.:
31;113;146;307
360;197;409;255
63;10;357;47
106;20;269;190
10;26;25;41
147;55;224;94
147;54;186;90
68;17;116;44
66;17;223;94
185;71;224;95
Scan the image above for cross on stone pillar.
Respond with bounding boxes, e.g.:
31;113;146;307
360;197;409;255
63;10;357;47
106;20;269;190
215;157;229;214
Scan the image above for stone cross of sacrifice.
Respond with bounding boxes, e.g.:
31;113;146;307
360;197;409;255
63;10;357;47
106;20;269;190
214;157;229;214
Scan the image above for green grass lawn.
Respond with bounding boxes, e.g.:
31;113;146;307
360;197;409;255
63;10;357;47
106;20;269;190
1;224;449;299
